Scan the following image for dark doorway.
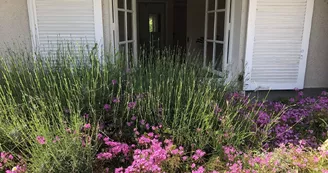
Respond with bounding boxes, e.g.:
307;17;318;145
173;0;187;49
138;2;166;50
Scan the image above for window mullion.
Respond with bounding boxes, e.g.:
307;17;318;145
212;0;218;70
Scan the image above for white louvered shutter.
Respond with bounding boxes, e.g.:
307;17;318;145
29;0;103;57
244;0;314;90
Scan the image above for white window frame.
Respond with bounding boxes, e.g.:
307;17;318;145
203;0;232;75
27;0;104;60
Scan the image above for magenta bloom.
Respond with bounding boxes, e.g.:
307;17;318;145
113;97;120;103
112;79;117;85
84;123;91;130
131;115;137;121
127;102;136;110
104;104;111;111
97;133;103;140
36;136;46;145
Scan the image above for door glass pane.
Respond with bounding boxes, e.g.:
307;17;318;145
149;14;159;33
208;0;215;11
118;11;126;41
205;42;214;67
127;0;132;10
216;12;225;41
119;44;126;56
118;0;125;9
214;43;223;71
128;43;133;67
119;44;127;65
217;0;226;10
127;12;133;40
207;13;214;40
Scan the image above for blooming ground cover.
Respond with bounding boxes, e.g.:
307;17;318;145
0;49;327;172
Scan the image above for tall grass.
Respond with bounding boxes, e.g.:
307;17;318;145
0;45;280;171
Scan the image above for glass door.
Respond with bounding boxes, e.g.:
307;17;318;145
203;0;231;73
112;0;137;67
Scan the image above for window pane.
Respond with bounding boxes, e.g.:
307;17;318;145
216;12;225;41
207;13;214;40
128;43;134;67
127;0;132;10
217;0;226;10
118;11;126;41
214;43;223;71
119;44;126;56
208;0;215;11
127;12;133;40
118;0;125;9
119;44;127;65
205;41;214;67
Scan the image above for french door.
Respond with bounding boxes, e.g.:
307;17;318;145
110;0;138;67
204;0;231;73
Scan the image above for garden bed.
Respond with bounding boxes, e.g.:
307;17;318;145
0;50;327;173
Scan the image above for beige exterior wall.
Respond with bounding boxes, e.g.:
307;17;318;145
0;0;31;54
304;0;328;88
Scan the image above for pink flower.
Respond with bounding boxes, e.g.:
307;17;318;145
182;156;188;161
131;115;137;121
112;79;117;85
113;97;120;103
97;133;103;140
8;154;13;160
53;136;60;143
191;163;196;168
104;104;111;111
313;156;320;163
128;102;137;110
84;123;91;130
36;136;46;145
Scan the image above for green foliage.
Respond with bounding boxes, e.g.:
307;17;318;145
0;45;281;171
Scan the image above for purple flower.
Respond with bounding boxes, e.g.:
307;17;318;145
128;102;137;110
113;97;120;103
131;115;137;121
112;79;117;85
97;133;103;140
104;104;111;111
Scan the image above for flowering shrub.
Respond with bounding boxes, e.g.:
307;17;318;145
0;152;26;173
256;91;328;148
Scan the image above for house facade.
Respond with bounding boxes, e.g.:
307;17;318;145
0;0;327;91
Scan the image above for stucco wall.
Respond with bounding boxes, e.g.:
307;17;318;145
0;0;31;54
304;0;328;88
